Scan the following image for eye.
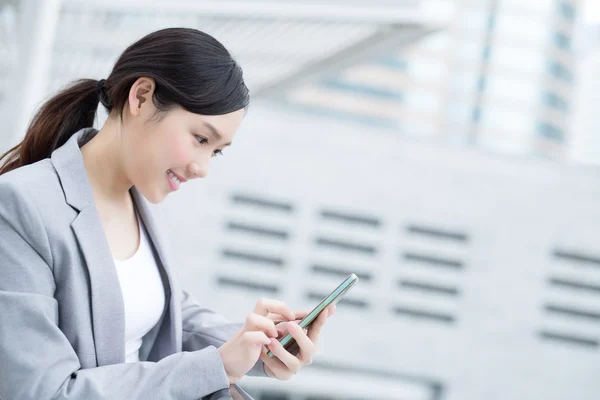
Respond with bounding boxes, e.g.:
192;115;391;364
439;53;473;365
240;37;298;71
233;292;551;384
194;135;209;145
212;149;224;158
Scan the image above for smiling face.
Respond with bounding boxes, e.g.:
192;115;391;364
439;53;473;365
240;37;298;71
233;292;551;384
120;77;244;204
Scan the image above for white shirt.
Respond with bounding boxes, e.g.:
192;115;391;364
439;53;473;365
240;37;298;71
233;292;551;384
114;212;165;363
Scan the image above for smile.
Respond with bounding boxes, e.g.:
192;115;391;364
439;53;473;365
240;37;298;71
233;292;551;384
166;169;186;190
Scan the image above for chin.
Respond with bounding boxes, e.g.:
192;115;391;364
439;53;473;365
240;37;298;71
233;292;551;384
136;186;166;204
146;196;164;205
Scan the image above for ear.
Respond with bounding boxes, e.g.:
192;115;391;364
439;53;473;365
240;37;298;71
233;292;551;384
127;77;155;117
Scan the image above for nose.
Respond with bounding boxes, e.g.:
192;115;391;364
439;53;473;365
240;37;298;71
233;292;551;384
187;161;208;179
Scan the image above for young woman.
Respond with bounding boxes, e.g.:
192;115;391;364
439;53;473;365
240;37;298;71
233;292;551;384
0;27;335;399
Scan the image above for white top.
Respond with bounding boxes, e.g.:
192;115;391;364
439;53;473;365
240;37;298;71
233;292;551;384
114;212;165;363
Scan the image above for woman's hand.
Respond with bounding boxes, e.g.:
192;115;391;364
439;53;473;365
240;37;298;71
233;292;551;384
260;304;336;380
217;298;295;385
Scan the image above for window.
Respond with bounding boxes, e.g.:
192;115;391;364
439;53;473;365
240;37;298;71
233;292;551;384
542;92;569;111
477;76;486;91
547;61;573;82
537;121;564;141
487;13;496;30
557;1;576;20
472;107;481;123
553;31;571;50
482;45;491;61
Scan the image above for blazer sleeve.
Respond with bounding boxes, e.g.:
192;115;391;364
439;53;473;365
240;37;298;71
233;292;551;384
0;181;230;400
181;289;269;378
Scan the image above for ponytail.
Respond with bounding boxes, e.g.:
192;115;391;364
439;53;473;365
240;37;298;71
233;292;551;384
0;79;103;175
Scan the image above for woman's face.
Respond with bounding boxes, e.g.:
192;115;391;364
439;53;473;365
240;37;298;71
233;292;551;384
121;78;244;204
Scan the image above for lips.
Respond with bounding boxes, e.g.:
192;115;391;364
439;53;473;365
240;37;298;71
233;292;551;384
166;169;188;191
167;169;188;183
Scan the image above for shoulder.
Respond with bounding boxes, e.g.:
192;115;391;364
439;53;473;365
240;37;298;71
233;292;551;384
0;159;71;245
0;161;62;265
0;159;62;211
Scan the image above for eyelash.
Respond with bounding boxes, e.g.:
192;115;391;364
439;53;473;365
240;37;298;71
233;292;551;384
194;135;224;157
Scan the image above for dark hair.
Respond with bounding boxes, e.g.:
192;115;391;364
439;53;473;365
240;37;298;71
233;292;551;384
0;27;249;175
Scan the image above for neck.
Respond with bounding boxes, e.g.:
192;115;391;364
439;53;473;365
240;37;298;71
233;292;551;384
81;117;133;206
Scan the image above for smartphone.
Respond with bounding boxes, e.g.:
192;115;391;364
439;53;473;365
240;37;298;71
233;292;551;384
266;273;359;358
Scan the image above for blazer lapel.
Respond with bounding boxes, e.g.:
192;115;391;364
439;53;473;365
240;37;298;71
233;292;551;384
71;207;125;366
51;128;125;366
131;188;180;355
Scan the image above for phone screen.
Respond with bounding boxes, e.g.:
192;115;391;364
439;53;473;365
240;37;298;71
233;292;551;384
266;273;359;358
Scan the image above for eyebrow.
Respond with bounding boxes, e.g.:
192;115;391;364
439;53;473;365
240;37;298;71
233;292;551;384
204;122;232;147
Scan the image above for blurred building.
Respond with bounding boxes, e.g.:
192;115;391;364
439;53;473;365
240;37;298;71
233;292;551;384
277;0;580;160
0;0;589;164
569;23;600;166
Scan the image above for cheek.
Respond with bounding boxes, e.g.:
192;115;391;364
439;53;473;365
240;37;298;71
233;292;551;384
166;136;193;166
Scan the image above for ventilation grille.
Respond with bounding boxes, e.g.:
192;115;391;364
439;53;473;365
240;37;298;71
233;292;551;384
215;193;295;294
217;193;470;327
306;207;382;310
396;223;469;325
538;247;600;349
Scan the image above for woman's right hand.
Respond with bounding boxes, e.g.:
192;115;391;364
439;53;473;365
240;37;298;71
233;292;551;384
217;298;295;385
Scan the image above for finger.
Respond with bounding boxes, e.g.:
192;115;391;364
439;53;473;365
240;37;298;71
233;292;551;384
292;309;311;320
272;321;286;338
293;307;331;324
274;321;303;339
307;308;329;346
285;322;315;362
260;348;294;381
266;337;302;373
241;331;272;347
265;313;286;322
266;312;297;323
254;298;295;321
328;304;337;317
244;313;279;338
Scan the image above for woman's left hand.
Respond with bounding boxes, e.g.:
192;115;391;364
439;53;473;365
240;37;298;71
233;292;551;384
259;304;336;380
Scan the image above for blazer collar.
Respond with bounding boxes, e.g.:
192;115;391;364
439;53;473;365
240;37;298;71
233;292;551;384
50;127;97;212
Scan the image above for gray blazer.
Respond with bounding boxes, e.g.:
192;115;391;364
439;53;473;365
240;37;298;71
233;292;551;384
0;128;266;400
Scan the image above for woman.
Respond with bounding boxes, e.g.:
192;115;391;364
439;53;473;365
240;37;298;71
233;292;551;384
0;27;335;399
